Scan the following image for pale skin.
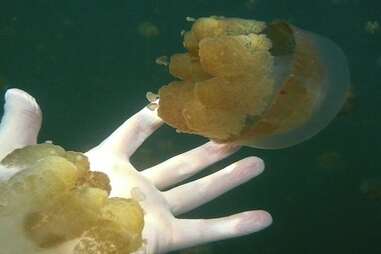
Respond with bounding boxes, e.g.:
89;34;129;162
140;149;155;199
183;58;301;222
0;88;272;254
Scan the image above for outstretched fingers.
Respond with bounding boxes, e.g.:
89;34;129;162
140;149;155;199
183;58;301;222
93;104;163;159
142;141;240;190
169;210;272;251
164;157;265;215
0;89;42;160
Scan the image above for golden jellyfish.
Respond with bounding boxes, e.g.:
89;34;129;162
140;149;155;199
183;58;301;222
0;144;144;253
138;21;160;38
156;16;350;149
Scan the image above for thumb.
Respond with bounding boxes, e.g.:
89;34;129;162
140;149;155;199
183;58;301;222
0;88;42;160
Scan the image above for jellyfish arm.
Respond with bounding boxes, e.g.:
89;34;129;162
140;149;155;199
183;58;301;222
0;89;272;254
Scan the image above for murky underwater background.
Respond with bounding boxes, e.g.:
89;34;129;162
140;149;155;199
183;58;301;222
0;0;380;253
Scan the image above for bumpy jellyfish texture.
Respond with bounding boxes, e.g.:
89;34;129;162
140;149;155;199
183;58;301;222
158;16;349;148
158;17;275;142
0;144;144;254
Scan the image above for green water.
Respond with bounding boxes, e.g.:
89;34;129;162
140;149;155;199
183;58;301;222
0;0;380;253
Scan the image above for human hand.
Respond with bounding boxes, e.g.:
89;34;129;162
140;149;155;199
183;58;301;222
0;88;272;254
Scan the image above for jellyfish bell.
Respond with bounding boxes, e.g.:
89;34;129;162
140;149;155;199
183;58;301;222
157;17;350;149
235;22;351;148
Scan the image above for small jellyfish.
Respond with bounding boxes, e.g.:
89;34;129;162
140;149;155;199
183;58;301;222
0;25;16;42
365;20;380;34
245;0;258;10
138;21;160;38
157;17;350;149
360;178;381;200
317;151;345;170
